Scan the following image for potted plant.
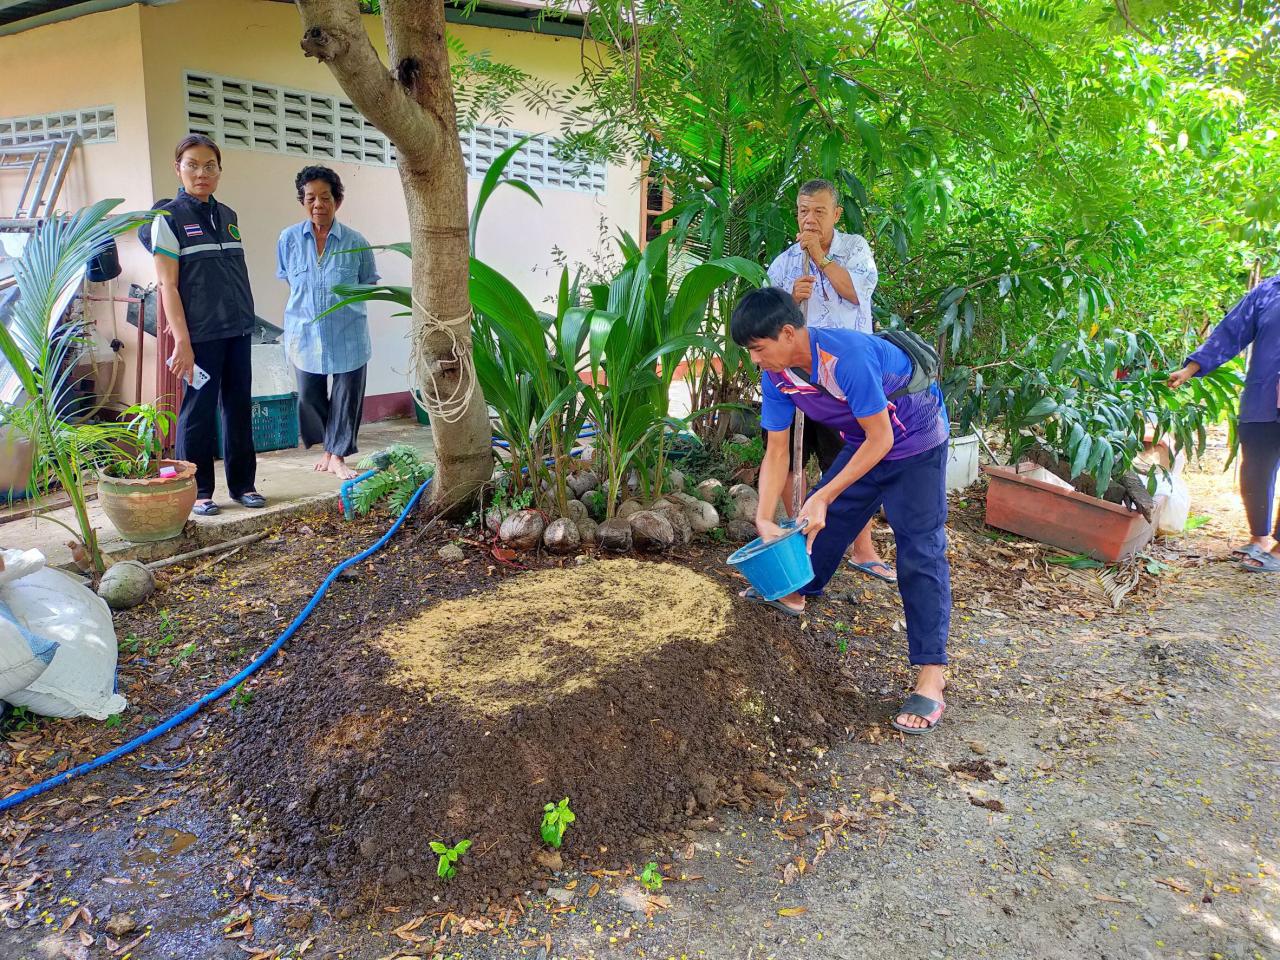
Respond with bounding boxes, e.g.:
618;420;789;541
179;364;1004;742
98;403;196;543
0;200;148;574
0;411;34;502
939;365;983;492
976;330;1240;561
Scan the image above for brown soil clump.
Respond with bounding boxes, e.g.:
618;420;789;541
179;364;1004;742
221;552;865;913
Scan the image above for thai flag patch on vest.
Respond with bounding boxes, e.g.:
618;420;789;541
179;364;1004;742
184;223;204;238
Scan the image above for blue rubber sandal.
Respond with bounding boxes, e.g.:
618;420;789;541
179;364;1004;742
233;492;267;508
739;586;804;618
1232;543;1266;562
1240;551;1280;574
891;693;946;735
192;500;219;517
848;559;896;583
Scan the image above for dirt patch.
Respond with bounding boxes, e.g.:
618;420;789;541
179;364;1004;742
220;553;867;914
374;560;731;712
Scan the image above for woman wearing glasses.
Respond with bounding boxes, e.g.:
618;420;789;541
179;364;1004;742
141;134;265;516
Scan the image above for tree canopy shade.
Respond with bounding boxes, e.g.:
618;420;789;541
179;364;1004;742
557;0;1279;349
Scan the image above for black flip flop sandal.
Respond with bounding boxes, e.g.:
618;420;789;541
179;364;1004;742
891;693;946;735
740;586;805;618
233;493;267;508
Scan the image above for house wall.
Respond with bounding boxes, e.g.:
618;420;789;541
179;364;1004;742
137;0;637;411
0;4;159;406
1;0;640;415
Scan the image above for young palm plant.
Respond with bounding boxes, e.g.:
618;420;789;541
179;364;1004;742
574;230;766;515
326;138;764;518
0;199;147;574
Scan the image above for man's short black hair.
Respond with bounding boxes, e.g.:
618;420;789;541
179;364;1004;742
295;165;344;204
731;287;806;346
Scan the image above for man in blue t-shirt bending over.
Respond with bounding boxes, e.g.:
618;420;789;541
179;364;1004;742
732;287;952;735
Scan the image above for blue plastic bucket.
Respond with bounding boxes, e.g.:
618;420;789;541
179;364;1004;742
726;520;814;601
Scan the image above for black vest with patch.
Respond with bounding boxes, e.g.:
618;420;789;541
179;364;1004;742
140;189;255;343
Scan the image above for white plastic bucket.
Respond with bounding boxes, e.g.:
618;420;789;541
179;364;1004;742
946;433;980;492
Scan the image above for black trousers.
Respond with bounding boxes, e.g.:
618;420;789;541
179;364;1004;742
296;364;366;459
177;334;257;500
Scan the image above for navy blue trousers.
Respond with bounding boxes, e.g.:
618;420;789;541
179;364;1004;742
1239;420;1280;539
801;440;952;665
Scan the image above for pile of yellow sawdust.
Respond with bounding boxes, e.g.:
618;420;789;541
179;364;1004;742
372;559;731;712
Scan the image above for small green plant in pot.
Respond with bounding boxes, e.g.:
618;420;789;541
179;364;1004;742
97;402;198;544
981;330;1241;518
0;200;153;571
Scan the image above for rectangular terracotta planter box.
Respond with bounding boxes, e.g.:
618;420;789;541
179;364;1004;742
982;463;1158;563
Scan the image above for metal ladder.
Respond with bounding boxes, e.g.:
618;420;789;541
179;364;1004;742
0;133;81;229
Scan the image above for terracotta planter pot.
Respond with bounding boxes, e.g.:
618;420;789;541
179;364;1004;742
1;425;35;499
982;463;1159;563
98;459;198;543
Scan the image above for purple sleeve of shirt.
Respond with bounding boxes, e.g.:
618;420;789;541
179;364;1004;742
1188;289;1258;375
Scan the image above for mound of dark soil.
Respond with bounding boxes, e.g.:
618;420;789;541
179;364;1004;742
221;554;865;913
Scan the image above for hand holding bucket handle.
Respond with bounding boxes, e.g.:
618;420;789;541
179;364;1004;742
794;499;826;553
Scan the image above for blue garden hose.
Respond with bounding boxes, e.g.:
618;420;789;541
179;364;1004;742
0;477;434;814
490;427;596;451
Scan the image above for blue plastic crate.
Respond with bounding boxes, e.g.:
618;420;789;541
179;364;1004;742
216;392;299;458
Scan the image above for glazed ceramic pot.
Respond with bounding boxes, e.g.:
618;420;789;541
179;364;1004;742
97;459;198;542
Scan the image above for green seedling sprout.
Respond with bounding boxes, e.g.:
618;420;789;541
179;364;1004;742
540;797;576;848
431;839;472;881
639;861;663;892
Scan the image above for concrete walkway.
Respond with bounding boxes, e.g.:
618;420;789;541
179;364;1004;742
0;418;433;569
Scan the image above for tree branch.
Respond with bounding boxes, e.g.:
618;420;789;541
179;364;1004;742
383;0;457;139
294;0;438;163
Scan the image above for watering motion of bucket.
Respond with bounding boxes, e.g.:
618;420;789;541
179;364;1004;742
726;519;814;601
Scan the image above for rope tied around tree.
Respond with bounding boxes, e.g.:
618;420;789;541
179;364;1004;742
409;292;477;425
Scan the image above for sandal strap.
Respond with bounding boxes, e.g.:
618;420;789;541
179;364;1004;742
898;693;945;724
1242;551;1280;572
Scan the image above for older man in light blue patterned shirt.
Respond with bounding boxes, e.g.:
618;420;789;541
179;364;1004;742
765;178;893;582
277;165;379;480
767;181;878;333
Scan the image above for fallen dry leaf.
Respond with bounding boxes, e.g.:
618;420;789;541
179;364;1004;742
778;906;808;917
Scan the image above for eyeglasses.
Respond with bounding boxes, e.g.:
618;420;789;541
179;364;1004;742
179;161;221;176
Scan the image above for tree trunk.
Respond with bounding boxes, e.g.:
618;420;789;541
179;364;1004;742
295;0;492;510
399;142;493;510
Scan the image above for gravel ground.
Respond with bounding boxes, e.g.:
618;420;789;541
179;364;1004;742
2;452;1276;960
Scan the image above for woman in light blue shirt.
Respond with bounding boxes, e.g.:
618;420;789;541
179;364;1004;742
277;166;379;480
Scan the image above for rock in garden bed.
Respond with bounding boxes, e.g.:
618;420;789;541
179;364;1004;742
218;557;864;914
